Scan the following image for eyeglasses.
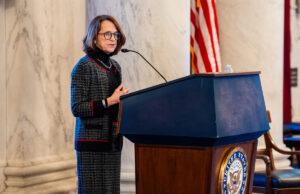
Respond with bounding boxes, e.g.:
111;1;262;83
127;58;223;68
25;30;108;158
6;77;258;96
98;31;121;40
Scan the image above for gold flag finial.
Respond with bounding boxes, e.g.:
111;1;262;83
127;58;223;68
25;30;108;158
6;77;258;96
196;0;201;8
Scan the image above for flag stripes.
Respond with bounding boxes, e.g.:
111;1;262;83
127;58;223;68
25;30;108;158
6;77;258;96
190;0;221;73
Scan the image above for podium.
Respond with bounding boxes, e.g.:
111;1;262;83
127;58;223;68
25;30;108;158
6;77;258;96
118;72;269;194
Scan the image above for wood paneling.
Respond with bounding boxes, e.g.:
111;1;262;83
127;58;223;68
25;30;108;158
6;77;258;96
135;140;257;194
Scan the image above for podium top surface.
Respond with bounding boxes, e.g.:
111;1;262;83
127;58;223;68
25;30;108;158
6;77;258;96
119;72;269;146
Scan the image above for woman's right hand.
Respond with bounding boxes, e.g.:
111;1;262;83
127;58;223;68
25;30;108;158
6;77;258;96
107;83;130;107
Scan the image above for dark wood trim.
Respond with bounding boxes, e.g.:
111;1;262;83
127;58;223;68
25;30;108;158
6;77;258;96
117;101;123;134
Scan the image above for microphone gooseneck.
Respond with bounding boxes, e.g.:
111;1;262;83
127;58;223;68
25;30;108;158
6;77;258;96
121;49;130;53
121;48;167;83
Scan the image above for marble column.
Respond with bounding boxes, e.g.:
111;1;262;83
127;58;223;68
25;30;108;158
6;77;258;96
2;0;86;193
216;0;290;170
0;0;7;192
86;0;190;193
291;0;300;122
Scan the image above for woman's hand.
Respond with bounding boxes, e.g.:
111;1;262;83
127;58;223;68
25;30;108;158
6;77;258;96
107;83;130;106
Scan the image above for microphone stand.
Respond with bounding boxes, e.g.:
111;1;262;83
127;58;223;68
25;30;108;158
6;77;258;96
121;49;167;83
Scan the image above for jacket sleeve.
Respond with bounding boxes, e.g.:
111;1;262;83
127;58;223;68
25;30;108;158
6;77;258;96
71;62;105;117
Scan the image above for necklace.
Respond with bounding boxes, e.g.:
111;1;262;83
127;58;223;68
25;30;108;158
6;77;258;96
95;58;112;69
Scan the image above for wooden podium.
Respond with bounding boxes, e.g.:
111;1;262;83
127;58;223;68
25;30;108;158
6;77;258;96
118;72;269;194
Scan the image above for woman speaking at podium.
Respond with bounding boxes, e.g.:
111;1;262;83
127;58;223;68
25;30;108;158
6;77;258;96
71;15;129;193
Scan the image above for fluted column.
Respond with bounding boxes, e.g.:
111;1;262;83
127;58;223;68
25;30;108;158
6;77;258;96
216;0;289;170
1;0;86;193
291;0;300;122
0;0;7;192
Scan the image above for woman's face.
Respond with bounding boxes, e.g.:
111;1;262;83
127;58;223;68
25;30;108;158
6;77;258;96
95;20;118;54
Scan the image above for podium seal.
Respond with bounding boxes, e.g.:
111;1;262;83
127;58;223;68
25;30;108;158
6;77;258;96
219;147;247;194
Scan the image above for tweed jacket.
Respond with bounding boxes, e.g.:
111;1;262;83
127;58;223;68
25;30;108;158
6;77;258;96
71;55;122;152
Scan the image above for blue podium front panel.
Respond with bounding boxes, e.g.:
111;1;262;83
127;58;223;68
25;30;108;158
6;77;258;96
120;72;269;146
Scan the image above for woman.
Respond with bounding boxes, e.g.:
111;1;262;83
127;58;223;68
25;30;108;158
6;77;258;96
71;15;129;193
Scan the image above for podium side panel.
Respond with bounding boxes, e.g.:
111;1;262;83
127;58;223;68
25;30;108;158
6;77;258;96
214;75;269;137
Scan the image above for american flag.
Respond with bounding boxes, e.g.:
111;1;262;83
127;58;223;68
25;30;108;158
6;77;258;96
190;0;222;73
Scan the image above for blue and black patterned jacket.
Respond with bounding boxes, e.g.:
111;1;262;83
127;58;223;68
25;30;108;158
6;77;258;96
71;55;123;152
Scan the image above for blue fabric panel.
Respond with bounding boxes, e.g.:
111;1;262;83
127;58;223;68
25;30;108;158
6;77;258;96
284;137;300;141
254;169;300;188
285;123;300;131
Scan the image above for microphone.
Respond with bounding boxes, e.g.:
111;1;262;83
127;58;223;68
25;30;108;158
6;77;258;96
121;48;167;83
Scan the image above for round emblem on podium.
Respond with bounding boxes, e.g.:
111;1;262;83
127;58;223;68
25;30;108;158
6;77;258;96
219;147;247;194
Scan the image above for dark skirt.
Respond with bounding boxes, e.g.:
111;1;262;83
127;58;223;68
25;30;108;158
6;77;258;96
76;151;121;194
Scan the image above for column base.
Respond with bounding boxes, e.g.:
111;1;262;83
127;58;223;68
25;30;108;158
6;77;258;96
121;170;135;194
3;158;77;194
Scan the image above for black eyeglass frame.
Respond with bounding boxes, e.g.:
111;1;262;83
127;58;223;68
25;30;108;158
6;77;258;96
98;31;121;40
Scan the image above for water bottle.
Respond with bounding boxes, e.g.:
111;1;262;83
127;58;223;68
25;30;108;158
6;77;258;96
224;64;234;73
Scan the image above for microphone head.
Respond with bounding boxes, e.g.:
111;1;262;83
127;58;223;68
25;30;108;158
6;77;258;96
121;48;130;53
